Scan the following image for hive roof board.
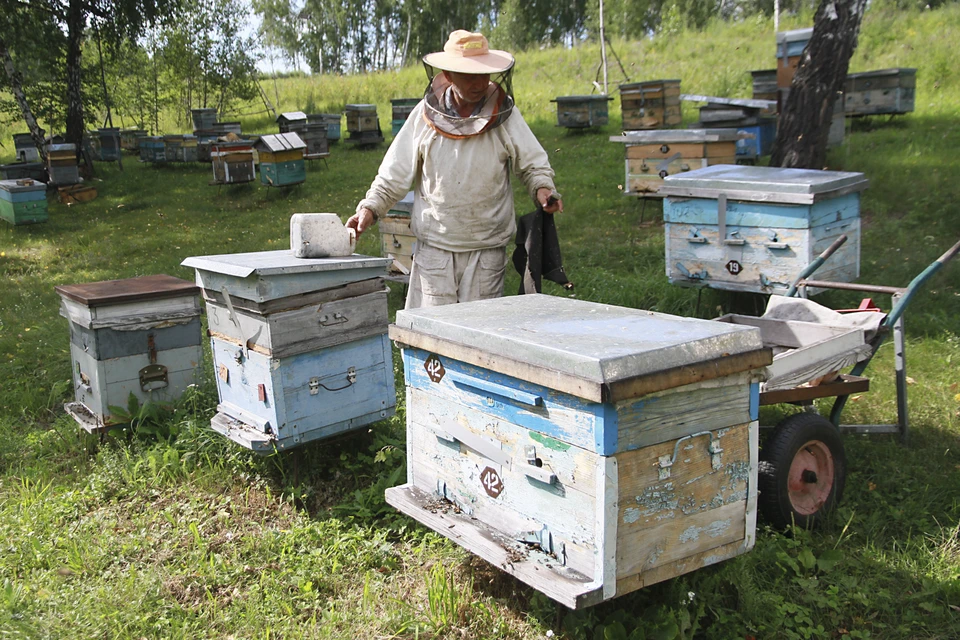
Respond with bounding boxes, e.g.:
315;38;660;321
659;165;869;204
254;132;306;153
681;94;776;110
393;294;765;388
276;111;308;123
609;128;749;144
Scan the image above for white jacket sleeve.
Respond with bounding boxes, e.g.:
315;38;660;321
356;104;424;219
502;107;556;202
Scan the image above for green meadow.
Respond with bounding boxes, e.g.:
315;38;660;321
1;4;959;638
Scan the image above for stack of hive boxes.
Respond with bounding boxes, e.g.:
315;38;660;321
210;139;256;184
619;80;682;131
345;104;383;147
181;250;397;452
255;133;307;187
56;275;204;432
390;98;420;135
0;179;48;225
46;143;80;186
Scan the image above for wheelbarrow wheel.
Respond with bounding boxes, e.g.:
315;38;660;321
758;412;846;529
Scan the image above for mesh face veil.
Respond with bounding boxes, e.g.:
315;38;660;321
421;62;515;139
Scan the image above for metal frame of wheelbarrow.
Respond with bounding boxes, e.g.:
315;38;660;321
758;237;960;444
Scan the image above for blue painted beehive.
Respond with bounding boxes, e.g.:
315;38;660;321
56;275;204;433
255;133;306;187
660;165;868;294
181;250;395;452
386;294;770;608
0;178;47;225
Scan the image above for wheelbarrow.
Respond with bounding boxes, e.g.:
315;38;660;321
714;236;960;528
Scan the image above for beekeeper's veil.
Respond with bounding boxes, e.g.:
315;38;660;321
421;30;515;138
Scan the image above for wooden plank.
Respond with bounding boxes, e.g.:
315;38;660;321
615;537;749;597
385;485;604;609
616;373;754;449
759;374;869;405
201;278;385;315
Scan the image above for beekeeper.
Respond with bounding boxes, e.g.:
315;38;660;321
348;29;563;309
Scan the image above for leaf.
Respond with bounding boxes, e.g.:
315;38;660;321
798;548;817;571
817;549;843;573
603;621;628;640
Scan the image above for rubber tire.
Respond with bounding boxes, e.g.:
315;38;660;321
758;412;846;529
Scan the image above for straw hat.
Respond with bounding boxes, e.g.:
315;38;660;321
423;30;514;75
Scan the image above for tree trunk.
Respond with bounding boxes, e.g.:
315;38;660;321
65;0;86;159
0;35;47;163
769;0;868;169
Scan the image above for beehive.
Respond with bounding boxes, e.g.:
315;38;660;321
776;27;812;88
308;113;342;141
619;80;682;130
254;133;307;187
210;140;255;184
46;143;80;186
181;251;396;452
345;104;384;146
120;129;148;151
551;95;613;129
276;111;308;133
660;165;868;294
13;133;41;163
844;68;916;117
191;108;218;132
0;162;46;182
139;136;165;163
56;275;203;433
379;190;415;274
96;128;122;161
386;294;770;609
0;178;47;225
609;129;745;197
391;98;420;135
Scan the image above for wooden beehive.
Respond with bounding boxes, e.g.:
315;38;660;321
254;133;307;187
386;294;771;609
379;190;415;274
120;129;148;151
844;68;916;117
776;27;812;88
191;108;218;132
163;134;184;163
551;95;613;129
0;178;47;225
56;275;203;433
345;104;384;146
286;122;329;159
180;251;396;452
619;80;682;130
609;129;745;197
0;162;46;182
308;113;342;141
210;140;255;184
96;128;122;161
13;133;41;163
139;136;165;163
276;111;308;133
659;165;868;294
180;135;198;162
689;96;778;163
46;143;80;186
390;98;420;136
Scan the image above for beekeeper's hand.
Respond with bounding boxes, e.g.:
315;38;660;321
347;207;377;238
537;188;563;214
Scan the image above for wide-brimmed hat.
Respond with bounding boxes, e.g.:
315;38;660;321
423;30;514;75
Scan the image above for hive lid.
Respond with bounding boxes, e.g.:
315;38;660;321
55;274;199;307
0;178;45;193
659;165;869;204
551;95;613;102
392;294;769;402
255;132;306;152
345;104;377;111
277;111;307;122
609;128;748;144
776;27;813;44
847;67;917;80
181;250;390;279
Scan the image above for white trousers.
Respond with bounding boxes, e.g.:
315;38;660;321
405;242;507;309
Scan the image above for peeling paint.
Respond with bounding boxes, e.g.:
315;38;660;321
679;525;701;544
725;460;750;483
529;431;571;452
678;518;732;544
635;486;679;517
623;507;641;524
703;554;724;566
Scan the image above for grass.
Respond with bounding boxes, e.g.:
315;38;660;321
2;4;960;638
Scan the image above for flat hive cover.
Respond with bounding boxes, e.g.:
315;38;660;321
182;250;391;279
0;179;45;193
659;165;868;203
609;129;746;144
55;274;198;307
394;294;763;385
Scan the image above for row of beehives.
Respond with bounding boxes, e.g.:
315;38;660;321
53;229;788;610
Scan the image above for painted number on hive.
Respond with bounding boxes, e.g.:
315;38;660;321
726;259;743;276
480;467;504;498
424;354;445;383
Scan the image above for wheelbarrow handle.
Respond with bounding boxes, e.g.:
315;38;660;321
786;234;848;298
884;236;960;328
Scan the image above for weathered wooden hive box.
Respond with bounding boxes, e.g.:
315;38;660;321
776;27;812;88
287;122;329;159
139;136;165;162
0;162;46;182
120;129;148;151
0;179;48;225
610;129;744;197
96;128;122;161
13;133;41;163
211;140;256;184
55;275;203;433
619;80;682;130
390;98;420;136
179;135;198;162
345;104;384;146
309;113;342;141
276;111;308;134
691;97;778;163
750;69;778;114
386;294;770;608
191;108;218;132
844;68;916;117
379;190;415;274
255;132;307;187
163;134;185;163
660;165;868;294
552;95;613;129
46;143;79;186
180;250;396;452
